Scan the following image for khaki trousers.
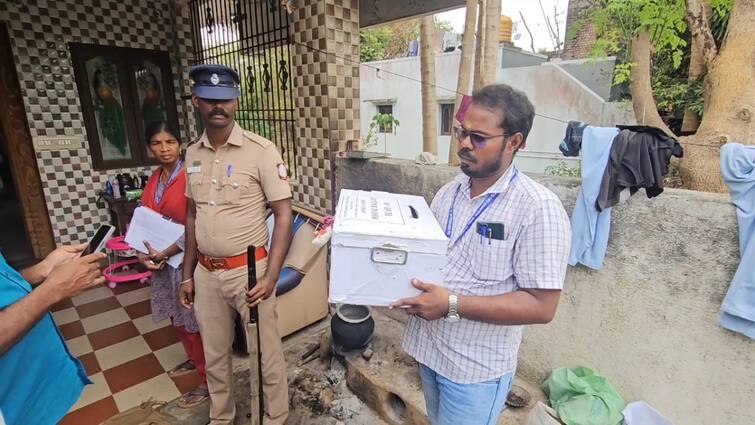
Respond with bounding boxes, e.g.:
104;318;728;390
194;260;288;425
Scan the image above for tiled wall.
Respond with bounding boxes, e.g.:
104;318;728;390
290;0;360;214
1;0;359;240
0;0;197;245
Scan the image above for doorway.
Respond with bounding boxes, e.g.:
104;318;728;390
0;127;35;267
0;22;55;268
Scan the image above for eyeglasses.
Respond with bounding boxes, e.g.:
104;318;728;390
453;126;507;149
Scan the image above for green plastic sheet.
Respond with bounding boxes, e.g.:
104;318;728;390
542;367;626;425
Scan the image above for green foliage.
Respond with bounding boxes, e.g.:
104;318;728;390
364;113;400;149
583;0;732;123
544;160;581;178
684;74;706;116
651;74;688;114
613;62;633;85
359;18;454;62
586;0;688;64
360;30;389;62
709;0;733;48
434;18;454;33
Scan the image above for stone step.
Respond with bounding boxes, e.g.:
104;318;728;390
343;310;549;425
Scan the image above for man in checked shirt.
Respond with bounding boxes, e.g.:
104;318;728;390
391;84;571;425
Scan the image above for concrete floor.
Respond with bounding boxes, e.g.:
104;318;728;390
121;311;545;425
159;318;388;425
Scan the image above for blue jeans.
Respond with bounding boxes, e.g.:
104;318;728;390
419;363;513;425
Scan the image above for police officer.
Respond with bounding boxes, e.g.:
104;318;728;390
180;64;292;425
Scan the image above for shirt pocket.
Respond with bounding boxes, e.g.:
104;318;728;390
189;172;209;203
470;237;514;282
220;173;250;205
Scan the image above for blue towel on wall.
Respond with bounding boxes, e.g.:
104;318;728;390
568;126;620;270
719;143;755;339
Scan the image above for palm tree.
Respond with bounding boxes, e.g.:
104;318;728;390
481;0;501;85
449;0;479;166
420;15;438;155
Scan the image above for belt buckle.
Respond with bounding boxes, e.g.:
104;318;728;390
210;258;225;270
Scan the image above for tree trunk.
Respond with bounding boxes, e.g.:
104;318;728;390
680;32;704;132
449;0;477;166
420;15;438;155
681;0;714;133
473;0;486;90
680;0;755;192
481;0;501;86
628;32;675;137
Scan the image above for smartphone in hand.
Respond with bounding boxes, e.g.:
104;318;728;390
80;225;116;256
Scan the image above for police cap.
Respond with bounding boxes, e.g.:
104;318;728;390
189;64;240;100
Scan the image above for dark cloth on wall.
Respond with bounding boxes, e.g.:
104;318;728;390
559;121;588;157
596;126;683;212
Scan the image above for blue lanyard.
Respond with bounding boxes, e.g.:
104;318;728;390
444;170;517;246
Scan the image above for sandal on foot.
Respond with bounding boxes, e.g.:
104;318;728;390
178;386;210;408
167;360;196;377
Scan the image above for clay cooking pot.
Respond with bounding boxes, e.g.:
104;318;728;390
330;304;374;352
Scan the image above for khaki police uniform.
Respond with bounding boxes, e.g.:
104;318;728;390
185;122;291;425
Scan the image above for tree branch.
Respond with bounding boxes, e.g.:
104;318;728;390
538;0;559;49
519;11;536;53
553;5;563;52
685;0;718;67
629;32;675;138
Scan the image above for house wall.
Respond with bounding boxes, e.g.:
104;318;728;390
359;52;634;171
334;157;755;425
500;47;549;68
0;0;196;245
554;56;619;102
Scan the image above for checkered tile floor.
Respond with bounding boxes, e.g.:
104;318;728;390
51;282;202;424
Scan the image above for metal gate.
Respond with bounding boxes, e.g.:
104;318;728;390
189;0;297;171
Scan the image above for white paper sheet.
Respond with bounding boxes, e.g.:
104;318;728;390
124;206;185;268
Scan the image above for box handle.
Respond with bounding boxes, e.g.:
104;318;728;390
408;205;419;219
371;246;408;265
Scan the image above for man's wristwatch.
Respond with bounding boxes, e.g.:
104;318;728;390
445;294;460;322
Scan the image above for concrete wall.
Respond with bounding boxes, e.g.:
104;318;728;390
334;157;755;425
501;47;550;69
360;53;634;172
553;57;619;102
500;64;634;173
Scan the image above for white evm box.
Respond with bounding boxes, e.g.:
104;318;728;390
329;189;449;306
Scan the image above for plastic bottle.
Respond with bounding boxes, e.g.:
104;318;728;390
112;178;121;199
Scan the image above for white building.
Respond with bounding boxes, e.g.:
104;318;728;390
359;45;635;173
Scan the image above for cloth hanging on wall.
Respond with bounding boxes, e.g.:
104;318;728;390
559;121;588;157
568;126;619;270
596;126;683;212
564;123;681;270
719;142;755;339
